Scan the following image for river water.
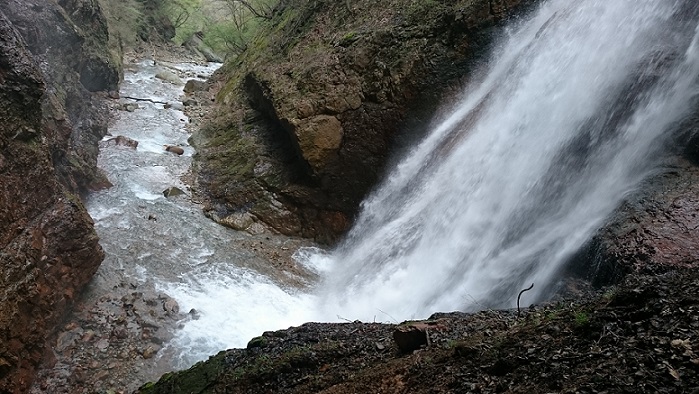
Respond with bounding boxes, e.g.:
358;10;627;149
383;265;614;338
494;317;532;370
83;59;318;371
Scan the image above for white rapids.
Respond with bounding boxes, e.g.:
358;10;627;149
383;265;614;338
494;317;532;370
87;59;316;368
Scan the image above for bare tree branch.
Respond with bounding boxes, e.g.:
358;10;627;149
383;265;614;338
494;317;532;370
517;283;535;318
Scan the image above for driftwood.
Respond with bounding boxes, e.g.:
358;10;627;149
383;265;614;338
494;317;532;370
122;96;169;106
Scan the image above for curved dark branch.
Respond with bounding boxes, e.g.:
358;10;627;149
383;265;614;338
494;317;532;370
122;96;170;105
517;283;535;318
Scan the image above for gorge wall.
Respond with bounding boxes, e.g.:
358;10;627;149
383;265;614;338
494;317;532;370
0;0;120;391
191;0;537;243
192;0;699;277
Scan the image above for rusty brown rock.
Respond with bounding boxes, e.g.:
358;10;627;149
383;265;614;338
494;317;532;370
290;115;344;172
0;6;106;392
393;321;446;353
184;79;209;94
393;325;428;354
3;0;120;195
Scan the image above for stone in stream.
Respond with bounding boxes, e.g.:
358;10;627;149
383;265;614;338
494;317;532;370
188;308;201;320
162;297;180;315
184;79;208;93
142;345;160;359
154;69;183;85
106;135;139;149
220;211;255;231
182;97;197;107
163;187;185;198
123;103;139;112
164;145;184;155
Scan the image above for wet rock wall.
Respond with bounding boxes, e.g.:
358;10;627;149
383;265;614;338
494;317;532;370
191;0;537;243
0;0;119;390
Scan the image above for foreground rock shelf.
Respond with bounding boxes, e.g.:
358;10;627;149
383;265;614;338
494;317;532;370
138;268;699;393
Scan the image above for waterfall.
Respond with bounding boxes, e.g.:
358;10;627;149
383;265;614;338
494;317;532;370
307;0;699;321
143;0;699;367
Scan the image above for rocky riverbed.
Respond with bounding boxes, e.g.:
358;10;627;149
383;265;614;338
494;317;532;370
29;50;318;394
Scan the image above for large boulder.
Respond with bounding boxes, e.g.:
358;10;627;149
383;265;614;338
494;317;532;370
192;0;537;242
571;157;699;287
0;9;104;392
183;32;224;63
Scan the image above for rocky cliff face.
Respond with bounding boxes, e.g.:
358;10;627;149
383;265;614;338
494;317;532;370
0;0;118;391
565;3;699;287
191;0;536;242
3;0;120;195
137;1;699;392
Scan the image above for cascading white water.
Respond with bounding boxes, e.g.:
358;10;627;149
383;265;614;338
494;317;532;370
89;0;699;370
305;0;699;321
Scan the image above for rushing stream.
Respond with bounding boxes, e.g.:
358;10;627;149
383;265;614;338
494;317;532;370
85;59;317;369
85;0;699;376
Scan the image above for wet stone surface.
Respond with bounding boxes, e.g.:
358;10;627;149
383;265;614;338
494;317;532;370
137;268;699;394
31;282;187;394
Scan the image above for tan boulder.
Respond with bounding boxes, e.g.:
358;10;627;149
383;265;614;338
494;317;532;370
291;115;343;172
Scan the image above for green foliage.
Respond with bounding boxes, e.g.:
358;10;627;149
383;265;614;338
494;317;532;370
406;0;443;24
163;0;201;28
98;0;145;46
601;286;619;302
162;0;278;56
137;350;227;393
574;311;590;327
203;19;256;53
545;311;560;320
338;31;359;47
226;342;343;383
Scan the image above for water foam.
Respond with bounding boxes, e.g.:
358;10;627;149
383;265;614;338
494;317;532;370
157;265;317;368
